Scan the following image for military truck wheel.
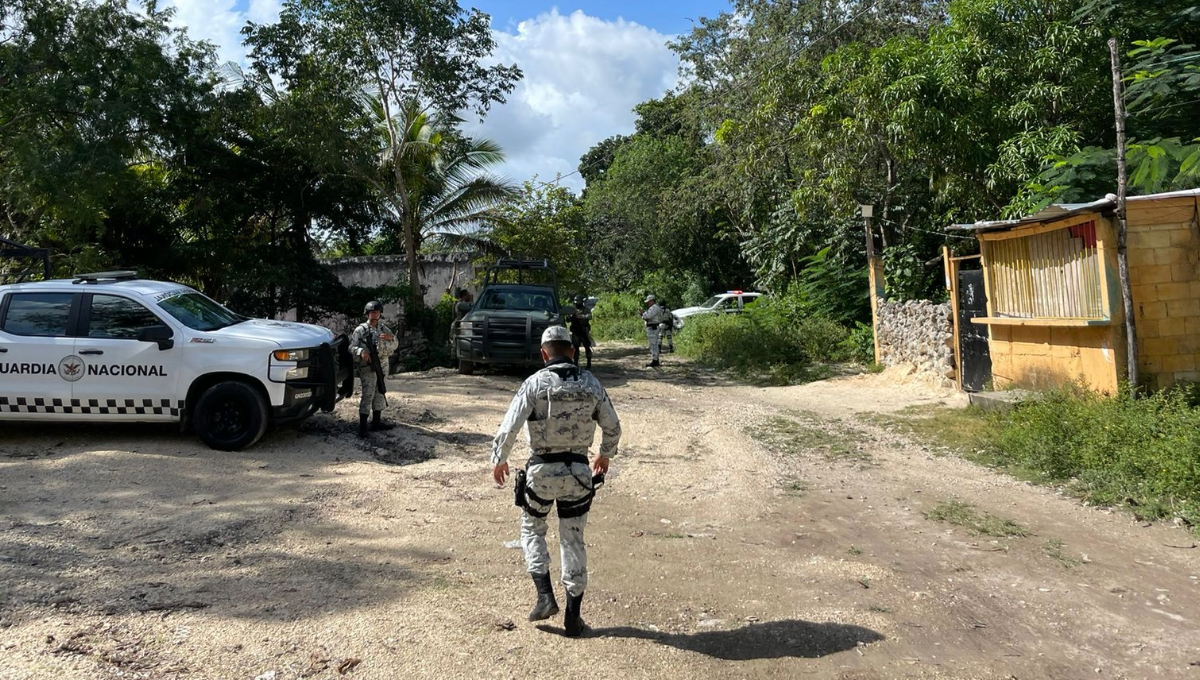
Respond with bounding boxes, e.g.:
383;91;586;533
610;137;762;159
194;381;269;451
458;359;475;375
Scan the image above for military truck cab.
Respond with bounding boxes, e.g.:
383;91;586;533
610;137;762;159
452;260;573;374
0;272;353;450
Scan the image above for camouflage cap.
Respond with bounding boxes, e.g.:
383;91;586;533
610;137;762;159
643;294;656;304
541;325;572;344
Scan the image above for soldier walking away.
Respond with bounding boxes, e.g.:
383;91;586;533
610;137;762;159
491;326;622;637
658;299;675;355
568;295;594;370
350;300;399;437
450;287;474;342
641;294;668;367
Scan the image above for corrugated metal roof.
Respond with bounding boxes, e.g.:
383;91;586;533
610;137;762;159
946;188;1200;234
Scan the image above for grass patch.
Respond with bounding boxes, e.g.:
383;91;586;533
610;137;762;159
867;604;891;613
783;478;809;497
924;500;1030;538
748;412;872;463
664;532;687;539
878;385;1200;531
847;544;863;556
1042;539;1080;568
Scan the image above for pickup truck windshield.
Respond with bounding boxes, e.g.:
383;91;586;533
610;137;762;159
700;296;723;309
478;289;557;313
157;292;244;331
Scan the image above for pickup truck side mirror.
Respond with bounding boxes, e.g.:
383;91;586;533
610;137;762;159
138;324;175;350
455;301;473;314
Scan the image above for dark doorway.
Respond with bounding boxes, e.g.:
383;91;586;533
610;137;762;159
957;269;992;392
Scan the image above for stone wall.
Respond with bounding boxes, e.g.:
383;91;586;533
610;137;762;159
280;253;475;371
876;299;955;382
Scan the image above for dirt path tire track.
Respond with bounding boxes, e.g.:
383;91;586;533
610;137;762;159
1;347;1198;679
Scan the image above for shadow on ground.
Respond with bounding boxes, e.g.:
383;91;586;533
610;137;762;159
538;619;884;660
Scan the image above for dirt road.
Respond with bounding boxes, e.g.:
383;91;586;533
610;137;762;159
2;345;1199;679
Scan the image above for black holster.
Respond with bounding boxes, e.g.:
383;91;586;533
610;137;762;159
514;468;528;509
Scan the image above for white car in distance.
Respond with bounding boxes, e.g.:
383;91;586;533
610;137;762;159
671;291;763;328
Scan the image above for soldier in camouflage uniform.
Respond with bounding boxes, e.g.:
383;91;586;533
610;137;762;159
491;326;622;637
349;300;399;437
641;294;668;367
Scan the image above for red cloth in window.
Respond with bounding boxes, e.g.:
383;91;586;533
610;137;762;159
1069;221;1097;248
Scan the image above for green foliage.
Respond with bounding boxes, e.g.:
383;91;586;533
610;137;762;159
485;181;586;292
675;293;862;385
990;385;1200;521
397;293;457;370
898;386;1200;527
590;293;644;342
844;322;877;366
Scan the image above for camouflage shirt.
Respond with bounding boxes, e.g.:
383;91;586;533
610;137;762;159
350;321;399;368
642;303;669;325
492;358;622;465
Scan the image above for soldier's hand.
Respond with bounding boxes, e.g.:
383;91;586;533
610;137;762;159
493;462;509;486
381;333;395;342
591;456;610;475
360;351;371;362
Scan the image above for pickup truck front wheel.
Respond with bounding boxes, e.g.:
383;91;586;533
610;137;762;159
457;359;475;375
194;381;269;451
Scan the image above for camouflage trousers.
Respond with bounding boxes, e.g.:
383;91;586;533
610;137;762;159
357;366;387;414
645;327;661;362
521;461;594;597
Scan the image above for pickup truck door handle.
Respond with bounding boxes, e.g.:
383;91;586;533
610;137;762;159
78;349;104;356
0;347;7;353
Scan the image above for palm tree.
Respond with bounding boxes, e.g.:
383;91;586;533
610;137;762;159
371;98;515;307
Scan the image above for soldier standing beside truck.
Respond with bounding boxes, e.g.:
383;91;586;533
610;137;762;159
350;300;399;437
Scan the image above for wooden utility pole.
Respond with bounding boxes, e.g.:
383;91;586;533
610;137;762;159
1109;38;1139;388
861;204;885;364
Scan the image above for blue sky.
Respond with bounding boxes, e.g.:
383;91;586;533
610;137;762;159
227;1;732;35
170;1;735;190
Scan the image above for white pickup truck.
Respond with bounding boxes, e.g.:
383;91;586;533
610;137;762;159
0;272;353;450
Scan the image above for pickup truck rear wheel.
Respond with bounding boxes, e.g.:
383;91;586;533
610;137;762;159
457;359;475;375
194;381;269;451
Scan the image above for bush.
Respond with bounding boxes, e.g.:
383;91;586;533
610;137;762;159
988;384;1200;523
842;322;876;365
591;292;645;341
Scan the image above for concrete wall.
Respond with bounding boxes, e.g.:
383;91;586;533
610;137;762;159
988;325;1120;392
281;253;477;333
1128;195;1200;389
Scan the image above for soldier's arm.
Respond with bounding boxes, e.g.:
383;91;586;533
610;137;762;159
593;388;621;459
379;324;399;355
349;325;368;359
491;380;535;466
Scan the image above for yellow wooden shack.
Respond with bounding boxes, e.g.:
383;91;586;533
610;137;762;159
947;188;1200;392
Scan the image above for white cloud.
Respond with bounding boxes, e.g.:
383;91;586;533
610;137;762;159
163;4;681;193
160;0;280;65
467;9;681;193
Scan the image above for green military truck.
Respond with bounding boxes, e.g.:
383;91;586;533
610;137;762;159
452;259;573;374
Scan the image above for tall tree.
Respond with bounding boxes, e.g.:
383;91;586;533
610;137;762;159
243;0;522;305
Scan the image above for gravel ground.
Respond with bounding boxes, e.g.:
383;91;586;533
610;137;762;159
2;344;1199;679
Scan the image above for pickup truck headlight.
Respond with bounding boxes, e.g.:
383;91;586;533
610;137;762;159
458;321;475;330
273;349;309;362
285;367;309;380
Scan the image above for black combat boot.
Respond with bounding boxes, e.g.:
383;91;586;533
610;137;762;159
357;413;370;438
646;359;660;368
528;572;559;621
371;410;395;431
563;592;585;637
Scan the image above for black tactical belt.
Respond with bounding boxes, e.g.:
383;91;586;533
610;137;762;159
528;452;588;466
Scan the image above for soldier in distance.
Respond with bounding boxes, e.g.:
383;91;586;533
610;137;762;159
641;294;669;368
491;326;622;637
349;300;399;437
568;294;594;370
